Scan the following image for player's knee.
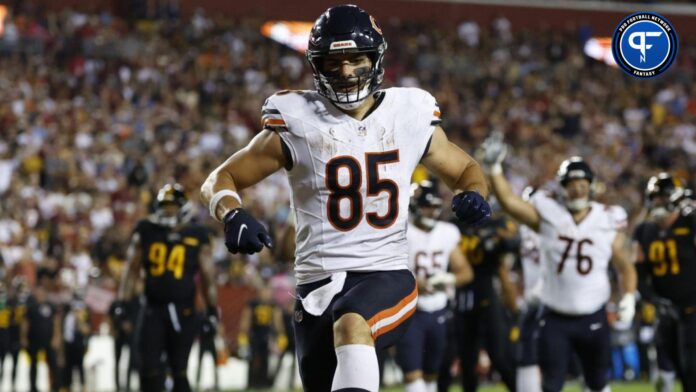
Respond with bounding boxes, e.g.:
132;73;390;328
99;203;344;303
333;312;373;346
404;370;424;383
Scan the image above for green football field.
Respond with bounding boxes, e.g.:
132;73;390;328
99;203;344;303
241;381;678;391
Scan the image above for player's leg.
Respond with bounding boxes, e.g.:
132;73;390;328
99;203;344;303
571;308;611;392
395;311;427;392
680;308;696;392
437;312;457;392
538;311;571;392
165;304;197;392
331;270;417;392
517;304;542;392
139;306;167;392
422;309;448;392
456;309;481;392
655;309;679;392
294;278;339;391
114;334;124;391
27;345;39;392
482;301;516;391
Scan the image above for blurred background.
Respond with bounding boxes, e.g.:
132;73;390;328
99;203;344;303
0;0;695;390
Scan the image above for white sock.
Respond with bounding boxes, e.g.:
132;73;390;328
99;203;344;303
405;379;426;392
584;386;611;392
517;366;541;392
424;380;437;392
331;344;379;391
657;370;676;392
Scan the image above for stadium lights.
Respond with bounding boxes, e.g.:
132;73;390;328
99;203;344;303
260;20;313;53
584;37;618;67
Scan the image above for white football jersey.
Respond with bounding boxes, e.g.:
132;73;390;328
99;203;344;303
262;88;440;284
530;192;627;315
407;221;461;312
519;224;542;295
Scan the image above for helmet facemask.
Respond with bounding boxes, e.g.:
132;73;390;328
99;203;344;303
307;45;386;110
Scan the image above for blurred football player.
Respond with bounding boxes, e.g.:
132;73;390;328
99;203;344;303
478;133;637;392
201;4;491;390
395;180;473;392
447;196;519;392
633;173;696;392
516;186;544;392
119;183;218;392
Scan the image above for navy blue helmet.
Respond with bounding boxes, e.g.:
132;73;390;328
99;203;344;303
557;156;594;187
306;5;387;108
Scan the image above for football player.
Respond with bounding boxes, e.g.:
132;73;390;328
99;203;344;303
395;180;473;392
118;184;218;392
478;133;637;392
448;198;519;392
516;186;544;392
633;173;696;392
200;5;491;391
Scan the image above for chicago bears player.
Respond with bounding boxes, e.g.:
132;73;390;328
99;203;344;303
396;181;473;392
200;5;491;391
119;184;218;392
516;186;544;392
633;173;696;392
478;133;637;392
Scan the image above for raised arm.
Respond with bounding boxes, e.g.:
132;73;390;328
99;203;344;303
477;132;541;230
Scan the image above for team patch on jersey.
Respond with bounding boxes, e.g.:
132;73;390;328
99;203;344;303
673;227;690;236
183;237;199;246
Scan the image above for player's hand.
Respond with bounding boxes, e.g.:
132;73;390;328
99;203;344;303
452;191;491;226
427;272;456;291
237;333;250;360
223;208;272;254
618;292;636;325
476;131;508;174
276;334;288;352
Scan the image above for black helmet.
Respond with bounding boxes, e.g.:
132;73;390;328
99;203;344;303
156;183;188;208
645;173;685;208
557;156;594;187
409;180;442;212
306;5;387;109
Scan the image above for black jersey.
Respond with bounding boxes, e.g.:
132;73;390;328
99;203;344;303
248;300;275;345
633;211;696;307
454;216;518;309
134;219;210;306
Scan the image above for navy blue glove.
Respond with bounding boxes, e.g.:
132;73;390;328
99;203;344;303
223;208;272;254
452;191;491;226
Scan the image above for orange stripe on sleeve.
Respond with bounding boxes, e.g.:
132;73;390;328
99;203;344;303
263;118;286;127
433;111;441;118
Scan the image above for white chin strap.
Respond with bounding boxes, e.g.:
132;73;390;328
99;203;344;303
417;216;437;229
332;84;372;110
565;197;589;212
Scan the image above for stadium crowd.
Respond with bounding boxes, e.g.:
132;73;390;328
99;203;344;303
0;2;695;389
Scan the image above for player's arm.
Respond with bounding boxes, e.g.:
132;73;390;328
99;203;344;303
118;233;142;302
421;126;487;197
198;244;217;311
237;305;252;358
51;308;62;350
632;240;654;300
497;258;518;313
612;232;637;295
613;231;638;324
490;173;541;231
449;246;473;286
201;130;287;222
273;306;288;352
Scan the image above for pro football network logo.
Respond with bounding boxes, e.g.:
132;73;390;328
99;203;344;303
612;12;678;78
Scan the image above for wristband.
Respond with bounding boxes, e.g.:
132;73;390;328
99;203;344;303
209;190;242;221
